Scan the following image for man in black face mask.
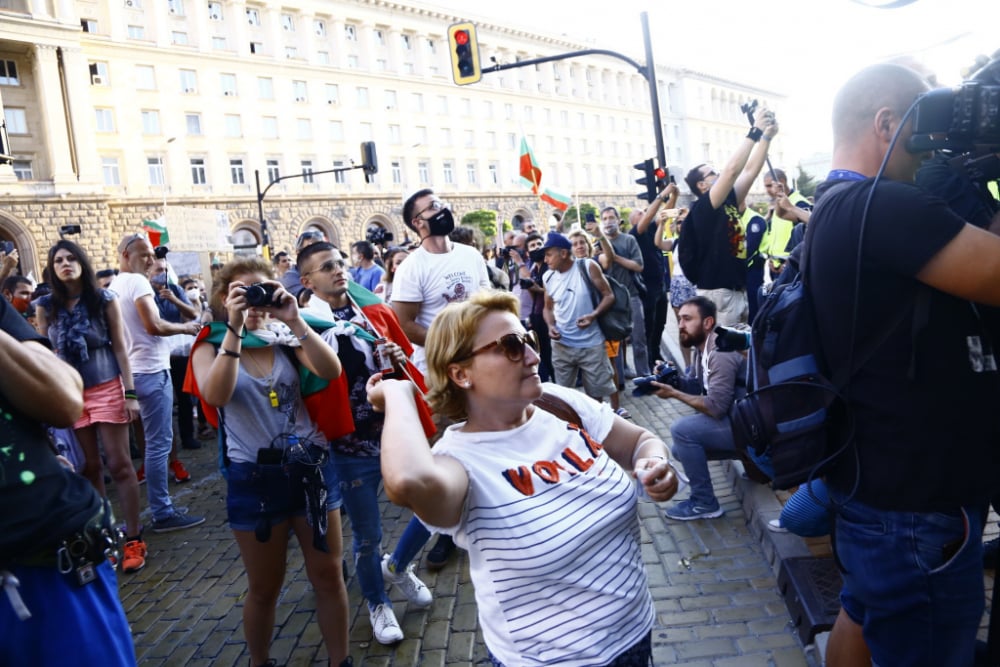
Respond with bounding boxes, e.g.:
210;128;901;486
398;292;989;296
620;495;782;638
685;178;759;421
391;188;491;573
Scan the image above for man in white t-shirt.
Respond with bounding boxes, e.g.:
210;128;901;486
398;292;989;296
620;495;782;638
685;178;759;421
109;233;205;534
392;189;491;375
391;188;491;571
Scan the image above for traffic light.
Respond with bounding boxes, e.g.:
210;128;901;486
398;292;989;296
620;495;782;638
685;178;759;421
448;22;481;85
634;159;656;202
360;141;378;183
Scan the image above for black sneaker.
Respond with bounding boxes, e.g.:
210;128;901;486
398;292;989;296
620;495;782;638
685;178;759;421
425;534;456;571
151;511;206;533
984;537;1000;569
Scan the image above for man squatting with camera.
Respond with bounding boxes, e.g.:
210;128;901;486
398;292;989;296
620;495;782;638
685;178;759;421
645;295;745;521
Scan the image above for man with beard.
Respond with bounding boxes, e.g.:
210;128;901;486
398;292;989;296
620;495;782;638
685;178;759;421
650;296;745;520
391;188;491;569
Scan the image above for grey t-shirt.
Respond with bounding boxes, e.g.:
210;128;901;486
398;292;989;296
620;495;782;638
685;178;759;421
221;346;325;464
607;233;644;298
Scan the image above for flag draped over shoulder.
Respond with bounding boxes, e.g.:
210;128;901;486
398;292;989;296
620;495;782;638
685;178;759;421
183;281;436;446
519;137;542;194
142;219;170;247
540;188;571;212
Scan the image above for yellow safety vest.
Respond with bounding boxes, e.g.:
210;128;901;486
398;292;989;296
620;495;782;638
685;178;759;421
760;190;809;266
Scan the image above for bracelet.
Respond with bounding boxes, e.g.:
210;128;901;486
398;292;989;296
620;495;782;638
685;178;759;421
225;323;246;339
760;134;772;142
219;348;241;359
123;390;138;400
747;127;764;142
296;328;309;341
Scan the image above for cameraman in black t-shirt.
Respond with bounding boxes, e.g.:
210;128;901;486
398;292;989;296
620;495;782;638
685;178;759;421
809;63;1000;667
0;297;135;665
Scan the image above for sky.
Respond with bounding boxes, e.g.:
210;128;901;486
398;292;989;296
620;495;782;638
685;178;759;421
429;0;999;162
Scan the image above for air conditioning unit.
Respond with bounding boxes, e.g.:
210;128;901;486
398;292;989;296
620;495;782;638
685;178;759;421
315;27;324;36
91;75;105;85
295;96;305;102
209;12;220;20
184;87;195;93
327;99;335;105
223;90;234;96
124;0;136;8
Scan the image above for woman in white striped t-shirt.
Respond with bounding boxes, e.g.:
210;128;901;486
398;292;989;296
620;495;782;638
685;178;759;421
367;290;680;667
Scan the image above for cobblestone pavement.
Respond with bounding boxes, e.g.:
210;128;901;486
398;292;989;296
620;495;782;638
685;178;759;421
116;383;812;667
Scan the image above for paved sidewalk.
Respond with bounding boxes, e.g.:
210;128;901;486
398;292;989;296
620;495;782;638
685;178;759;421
116;382;813;667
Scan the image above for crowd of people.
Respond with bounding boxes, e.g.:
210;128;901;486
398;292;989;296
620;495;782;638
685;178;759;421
2;58;1000;667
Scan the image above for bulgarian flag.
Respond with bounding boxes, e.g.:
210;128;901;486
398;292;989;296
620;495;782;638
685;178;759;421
142;218;170;247
540;187;571;212
519;137;542;194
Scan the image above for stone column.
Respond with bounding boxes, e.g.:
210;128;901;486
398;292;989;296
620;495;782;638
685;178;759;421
0;86;16;183
31;44;75;184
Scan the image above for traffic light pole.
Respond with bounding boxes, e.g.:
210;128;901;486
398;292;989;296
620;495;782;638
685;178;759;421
480;12;666;179
255;142;377;260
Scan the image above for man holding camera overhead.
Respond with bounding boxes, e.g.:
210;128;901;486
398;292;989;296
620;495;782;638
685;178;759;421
110;233;204;534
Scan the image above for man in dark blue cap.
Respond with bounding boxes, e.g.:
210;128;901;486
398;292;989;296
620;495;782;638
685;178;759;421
540;231;617;402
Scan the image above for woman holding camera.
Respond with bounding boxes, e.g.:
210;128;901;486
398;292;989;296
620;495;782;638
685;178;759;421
367;290;679;666
189;257;349;667
36;239;146;573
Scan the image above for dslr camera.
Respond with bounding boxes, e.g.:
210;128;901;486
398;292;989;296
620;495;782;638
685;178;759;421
632;364;682;397
244;282;280;307
366;226;394;247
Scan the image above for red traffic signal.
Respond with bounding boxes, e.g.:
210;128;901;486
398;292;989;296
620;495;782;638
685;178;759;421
448;23;481;85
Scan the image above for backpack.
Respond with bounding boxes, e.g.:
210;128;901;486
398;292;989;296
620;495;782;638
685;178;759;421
676;208;703;285
728;186;906;490
577;259;632;342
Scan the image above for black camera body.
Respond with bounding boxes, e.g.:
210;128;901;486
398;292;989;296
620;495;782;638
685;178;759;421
632;365;681;397
909;59;1000;153
366;226;394;247
244;282;279;307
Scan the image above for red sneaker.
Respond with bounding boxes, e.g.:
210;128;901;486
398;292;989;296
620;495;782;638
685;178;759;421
136;464;145;485
122;539;147;573
170;459;191;483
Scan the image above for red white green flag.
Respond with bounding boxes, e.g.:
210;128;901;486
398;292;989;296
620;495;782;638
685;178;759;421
142;218;170;247
540;188;571;212
519;137;542;194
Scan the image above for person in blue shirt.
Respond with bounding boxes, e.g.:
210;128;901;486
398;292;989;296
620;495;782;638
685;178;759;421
350;241;386;293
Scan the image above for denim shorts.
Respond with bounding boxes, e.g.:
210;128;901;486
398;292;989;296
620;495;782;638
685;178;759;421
226;459;341;532
832;491;984;666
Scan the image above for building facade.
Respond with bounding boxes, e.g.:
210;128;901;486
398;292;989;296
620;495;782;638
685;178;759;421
0;0;784;277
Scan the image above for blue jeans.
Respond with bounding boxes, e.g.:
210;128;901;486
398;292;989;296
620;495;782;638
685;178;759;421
135;370;174;521
669;412;737;507
332;454;390;610
832;491;985;666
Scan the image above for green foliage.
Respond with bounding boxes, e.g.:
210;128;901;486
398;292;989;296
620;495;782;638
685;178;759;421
563;203;597;225
461;209;498;241
796;165;820;199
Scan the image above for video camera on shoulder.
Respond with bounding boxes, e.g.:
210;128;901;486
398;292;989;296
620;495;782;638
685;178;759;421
909;57;1000;154
631;364;682;397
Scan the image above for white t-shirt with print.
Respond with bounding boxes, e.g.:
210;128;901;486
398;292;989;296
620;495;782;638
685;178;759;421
391;242;490;373
424;383;654;667
109;271;171;374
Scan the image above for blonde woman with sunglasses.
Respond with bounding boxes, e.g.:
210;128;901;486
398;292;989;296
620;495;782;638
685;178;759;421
367;290;679;667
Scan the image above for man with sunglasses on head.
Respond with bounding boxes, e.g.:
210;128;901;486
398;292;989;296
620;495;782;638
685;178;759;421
109;233;205;534
280;230;327;298
392;188;491;571
681;110;778;326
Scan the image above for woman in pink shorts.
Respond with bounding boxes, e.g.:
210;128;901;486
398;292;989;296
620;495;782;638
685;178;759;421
37;240;147;573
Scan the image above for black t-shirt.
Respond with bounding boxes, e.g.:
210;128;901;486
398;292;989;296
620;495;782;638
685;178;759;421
630;223;669;293
0;298;100;561
809;178;1000;511
685;190;747;289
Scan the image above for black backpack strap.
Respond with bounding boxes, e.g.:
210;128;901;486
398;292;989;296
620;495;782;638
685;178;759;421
533;391;582;427
576;259;600;309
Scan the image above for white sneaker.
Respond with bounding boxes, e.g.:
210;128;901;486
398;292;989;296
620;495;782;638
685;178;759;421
370;603;403;644
382;554;433;608
767;518;789;533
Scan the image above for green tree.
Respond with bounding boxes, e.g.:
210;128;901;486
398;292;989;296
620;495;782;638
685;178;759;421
563;203;597;225
796;165;820;199
461;209;498;242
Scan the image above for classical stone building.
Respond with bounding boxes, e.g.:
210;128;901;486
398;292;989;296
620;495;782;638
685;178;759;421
0;0;783;278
